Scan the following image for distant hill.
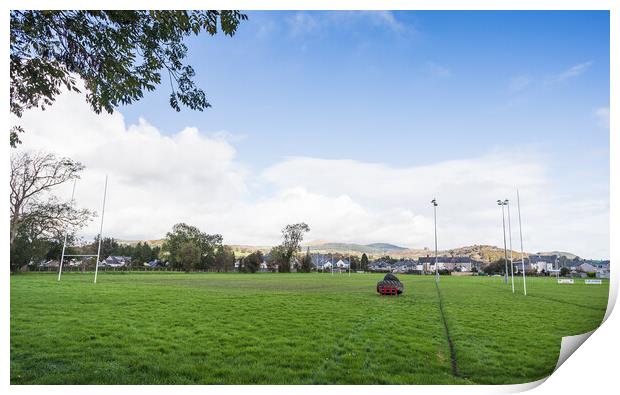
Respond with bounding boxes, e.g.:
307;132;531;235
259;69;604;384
302;242;409;255
305;243;384;254
304;243;536;263
117;238;580;263
439;245;523;263
365;243;407;251
536;251;580;260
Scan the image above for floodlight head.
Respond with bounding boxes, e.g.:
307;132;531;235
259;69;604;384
504;199;509;204
497;200;502;205
431;198;437;206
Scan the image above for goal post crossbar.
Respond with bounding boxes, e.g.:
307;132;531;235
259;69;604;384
58;175;108;283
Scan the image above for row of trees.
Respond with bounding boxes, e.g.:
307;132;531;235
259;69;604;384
7;151;312;273
8;151;354;274
9;10;248;269
75;237;161;266
160;222;312;273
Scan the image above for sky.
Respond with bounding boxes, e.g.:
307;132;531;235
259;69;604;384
15;11;610;258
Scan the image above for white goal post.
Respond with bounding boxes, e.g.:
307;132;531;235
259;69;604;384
57;175;108;284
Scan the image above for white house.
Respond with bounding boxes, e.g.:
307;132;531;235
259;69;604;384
515;261;534;272
455;262;472;272
40;260;59;268
577;263;596;272
102;256;130;268
532;261;554;273
67;259;82;267
596;268;610;278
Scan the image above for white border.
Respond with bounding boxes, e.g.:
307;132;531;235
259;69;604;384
2;1;616;395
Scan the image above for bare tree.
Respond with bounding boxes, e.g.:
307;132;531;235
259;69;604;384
10;151;93;268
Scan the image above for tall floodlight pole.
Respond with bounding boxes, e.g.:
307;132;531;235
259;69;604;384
497;200;509;284
433;199;439;282
517;189;527;296
348;244;351;276
94;175;108;284
506;199;515;293
324;253;327;274
58;180;77;282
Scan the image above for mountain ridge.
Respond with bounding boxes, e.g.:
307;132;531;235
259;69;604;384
118;239;582;263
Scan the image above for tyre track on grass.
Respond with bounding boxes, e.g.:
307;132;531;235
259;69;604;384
434;280;459;377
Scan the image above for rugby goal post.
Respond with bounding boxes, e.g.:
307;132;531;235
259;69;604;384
57;175;108;284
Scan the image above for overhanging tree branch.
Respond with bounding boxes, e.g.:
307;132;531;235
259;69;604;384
10;10;247;146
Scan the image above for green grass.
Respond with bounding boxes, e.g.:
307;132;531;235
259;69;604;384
10;272;608;384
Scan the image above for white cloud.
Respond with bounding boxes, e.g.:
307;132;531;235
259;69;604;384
548;61;593;83
595;107;610;129
426;62;452;78
260;156;608;258
14;90;609;258
16;91;248;242
287;11;411;38
287;12;318;37
359;11;407;33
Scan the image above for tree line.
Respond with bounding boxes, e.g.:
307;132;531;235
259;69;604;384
9;11;298;274
9;11;254;271
7;152;313;273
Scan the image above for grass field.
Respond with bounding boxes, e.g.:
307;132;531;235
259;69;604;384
10;272;609;384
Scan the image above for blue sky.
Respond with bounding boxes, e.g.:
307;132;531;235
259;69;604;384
20;11;610;258
120;11;609;171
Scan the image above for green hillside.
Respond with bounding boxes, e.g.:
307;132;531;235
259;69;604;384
365;243;407;251
118;239;573;264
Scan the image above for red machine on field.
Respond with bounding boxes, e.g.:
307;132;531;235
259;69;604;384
376;273;404;296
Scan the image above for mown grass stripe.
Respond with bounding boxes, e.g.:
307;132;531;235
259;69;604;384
434;280;459;377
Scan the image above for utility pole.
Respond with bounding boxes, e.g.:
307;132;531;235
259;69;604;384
517;189;527;296
94;175;108;284
431;198;439;282
58;180;77;282
497;199;509;284
506;200;515;293
348;244;351;276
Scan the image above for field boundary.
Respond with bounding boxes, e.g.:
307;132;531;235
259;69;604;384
434;281;459;377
